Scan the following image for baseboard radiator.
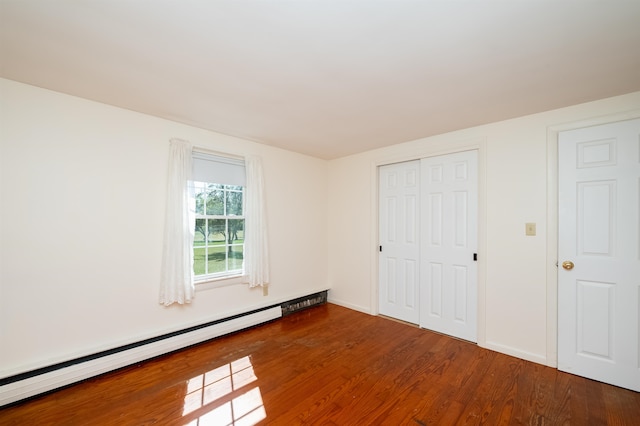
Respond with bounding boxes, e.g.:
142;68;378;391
0;291;328;407
0;292;324;408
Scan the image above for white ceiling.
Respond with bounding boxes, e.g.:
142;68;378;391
1;1;640;159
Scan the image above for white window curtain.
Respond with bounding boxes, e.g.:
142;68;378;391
159;138;195;306
244;155;270;287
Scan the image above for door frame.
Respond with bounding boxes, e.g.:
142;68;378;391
370;139;487;347
546;109;640;368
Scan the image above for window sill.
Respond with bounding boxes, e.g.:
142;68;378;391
195;274;248;291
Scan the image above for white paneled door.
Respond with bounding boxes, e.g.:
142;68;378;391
558;118;640;392
420;151;478;342
379;160;421;324
379;151;478;341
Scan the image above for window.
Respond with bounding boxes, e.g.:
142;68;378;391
193;183;244;279
191;152;246;282
160;140;267;306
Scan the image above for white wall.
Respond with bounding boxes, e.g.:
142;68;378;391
327;91;640;365
2;77;639;377
0;79;328;377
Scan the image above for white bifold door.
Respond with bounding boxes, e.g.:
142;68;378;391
379;151;478;342
558;118;640;392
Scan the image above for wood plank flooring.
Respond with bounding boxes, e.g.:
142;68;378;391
1;303;639;425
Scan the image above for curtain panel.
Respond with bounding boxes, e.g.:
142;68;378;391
159;138;195;305
244;155;270;287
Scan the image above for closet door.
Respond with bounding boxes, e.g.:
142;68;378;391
420;151;478;342
379;160;420;324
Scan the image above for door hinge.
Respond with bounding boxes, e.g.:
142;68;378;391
379;245;383;252
473;253;477;261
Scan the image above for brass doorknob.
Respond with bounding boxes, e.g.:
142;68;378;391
562;261;574;270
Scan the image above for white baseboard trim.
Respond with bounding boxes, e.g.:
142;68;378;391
482;341;547;365
327;298;372;315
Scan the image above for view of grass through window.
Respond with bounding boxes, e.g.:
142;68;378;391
193;182;244;279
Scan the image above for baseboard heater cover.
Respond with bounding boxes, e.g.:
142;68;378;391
281;291;328;316
0;305;282;407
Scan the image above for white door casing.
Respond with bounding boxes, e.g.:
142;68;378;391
558;118;640;392
420;151;478;342
379;160;421;324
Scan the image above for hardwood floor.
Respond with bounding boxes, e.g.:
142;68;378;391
1;303;639;425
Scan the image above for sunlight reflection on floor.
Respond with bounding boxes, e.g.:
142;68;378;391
182;356;266;425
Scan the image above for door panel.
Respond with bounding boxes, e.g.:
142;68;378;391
429;262;443;316
420;151;478;342
379;161;420;324
453;265;468;322
558;118;640;392
576;280;614;360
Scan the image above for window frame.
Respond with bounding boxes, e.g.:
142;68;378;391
190;151;247;288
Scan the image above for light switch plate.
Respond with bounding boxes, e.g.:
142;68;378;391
525;223;536;236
